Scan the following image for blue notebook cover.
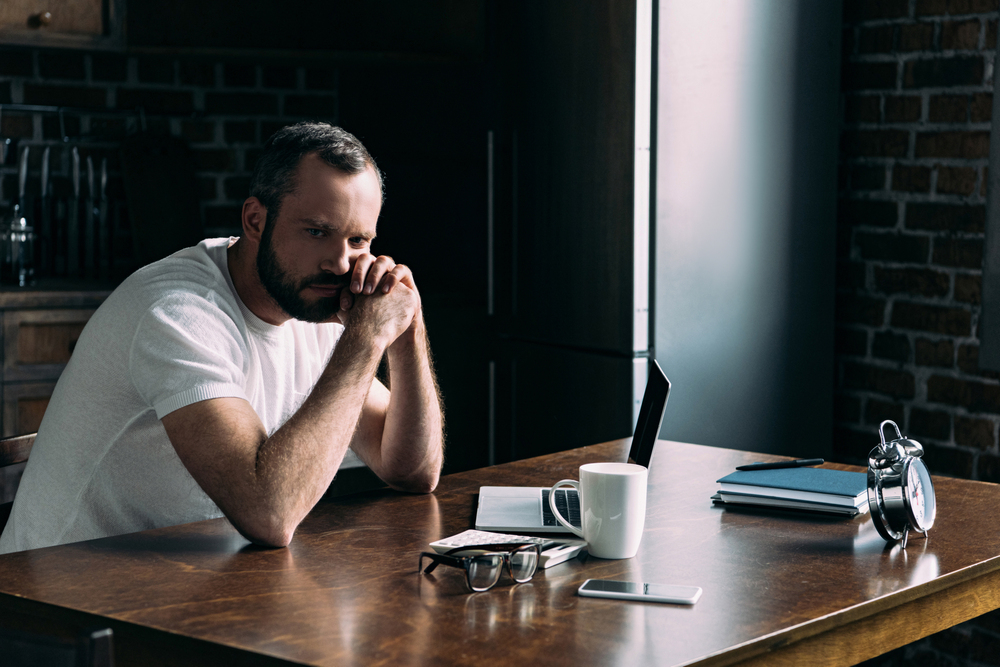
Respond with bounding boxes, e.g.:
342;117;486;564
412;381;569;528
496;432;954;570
716;467;867;499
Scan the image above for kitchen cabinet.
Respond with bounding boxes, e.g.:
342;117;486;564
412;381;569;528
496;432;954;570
0;286;110;436
125;0;484;59
1;0;482;58
0;0;123;50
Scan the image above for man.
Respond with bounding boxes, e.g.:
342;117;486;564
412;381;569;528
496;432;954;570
0;122;443;553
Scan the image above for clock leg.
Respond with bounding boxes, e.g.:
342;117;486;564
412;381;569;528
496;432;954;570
901;527;909;549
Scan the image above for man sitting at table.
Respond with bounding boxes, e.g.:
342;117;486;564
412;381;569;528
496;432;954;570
0;122;444;554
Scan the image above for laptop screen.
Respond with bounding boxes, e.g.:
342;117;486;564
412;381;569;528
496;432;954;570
627;360;670;467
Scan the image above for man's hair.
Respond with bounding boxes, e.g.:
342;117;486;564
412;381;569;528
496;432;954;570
249;122;383;225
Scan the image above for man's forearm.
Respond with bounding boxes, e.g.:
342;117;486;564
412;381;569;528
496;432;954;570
375;314;445;492
165;278;431;547
161;322;385;548
248;324;385;536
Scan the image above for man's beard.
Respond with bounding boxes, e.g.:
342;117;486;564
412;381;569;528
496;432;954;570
256;221;346;323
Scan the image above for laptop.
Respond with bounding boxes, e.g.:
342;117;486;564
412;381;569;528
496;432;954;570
475;360;671;533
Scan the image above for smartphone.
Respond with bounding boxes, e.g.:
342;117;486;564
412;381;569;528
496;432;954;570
577;579;702;605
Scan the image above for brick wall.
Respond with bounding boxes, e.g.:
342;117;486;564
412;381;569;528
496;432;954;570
1;45;341;275
838;1;1000;665
836;0;998;475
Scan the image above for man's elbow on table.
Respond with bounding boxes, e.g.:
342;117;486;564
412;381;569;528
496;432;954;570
383;468;440;495
228;510;299;549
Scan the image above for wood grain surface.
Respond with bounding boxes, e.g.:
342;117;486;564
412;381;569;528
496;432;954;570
2;439;1000;666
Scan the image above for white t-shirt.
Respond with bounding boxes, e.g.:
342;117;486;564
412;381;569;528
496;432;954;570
0;238;356;554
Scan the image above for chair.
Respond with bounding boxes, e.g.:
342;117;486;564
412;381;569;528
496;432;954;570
0;434;112;666
0;626;114;667
0;433;36;534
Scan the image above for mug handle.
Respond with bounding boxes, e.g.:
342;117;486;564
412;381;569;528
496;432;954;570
549;480;585;538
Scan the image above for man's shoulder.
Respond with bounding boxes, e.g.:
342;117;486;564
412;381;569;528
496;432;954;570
130;238;231;287
111;239;237;309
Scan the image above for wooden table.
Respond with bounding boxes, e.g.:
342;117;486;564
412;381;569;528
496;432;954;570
2;439;1000;666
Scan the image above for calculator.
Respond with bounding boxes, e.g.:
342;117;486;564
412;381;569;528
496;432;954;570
429;530;586;569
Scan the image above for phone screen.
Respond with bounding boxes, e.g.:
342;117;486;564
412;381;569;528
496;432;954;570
644;583;696;597
582;580;644;594
581;580;700;601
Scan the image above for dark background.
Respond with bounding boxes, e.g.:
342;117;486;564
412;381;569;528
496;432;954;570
4;0;1000;663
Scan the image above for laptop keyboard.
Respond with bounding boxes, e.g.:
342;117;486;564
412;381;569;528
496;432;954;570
542;489;581;528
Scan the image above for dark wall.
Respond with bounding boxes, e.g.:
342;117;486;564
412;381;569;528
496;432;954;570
0;47;354;276
835;1;997;476
0;2;492;473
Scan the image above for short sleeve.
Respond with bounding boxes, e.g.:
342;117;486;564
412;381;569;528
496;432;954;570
129;293;250;419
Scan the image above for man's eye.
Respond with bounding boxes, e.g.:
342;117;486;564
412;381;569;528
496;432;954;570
306;229;324;237
350;237;368;246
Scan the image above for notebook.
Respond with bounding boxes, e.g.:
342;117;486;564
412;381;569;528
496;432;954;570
716;467;868;506
475;360;670;533
713;493;867;516
712;467;869;516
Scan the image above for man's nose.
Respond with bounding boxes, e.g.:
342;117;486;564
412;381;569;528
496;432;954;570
320;243;352;275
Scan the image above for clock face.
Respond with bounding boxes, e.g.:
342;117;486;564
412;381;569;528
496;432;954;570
908;465;925;524
905;458;936;532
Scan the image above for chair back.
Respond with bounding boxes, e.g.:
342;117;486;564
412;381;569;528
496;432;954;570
0;433;36;535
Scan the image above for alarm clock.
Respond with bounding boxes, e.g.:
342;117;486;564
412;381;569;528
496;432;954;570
867;420;936;548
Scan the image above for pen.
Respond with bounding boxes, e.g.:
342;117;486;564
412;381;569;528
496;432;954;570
735;458;825;471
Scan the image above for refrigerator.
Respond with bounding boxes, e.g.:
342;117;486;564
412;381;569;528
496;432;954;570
486;0;654;463
339;0;653;470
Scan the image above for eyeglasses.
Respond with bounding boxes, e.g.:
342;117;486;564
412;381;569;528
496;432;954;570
418;543;541;592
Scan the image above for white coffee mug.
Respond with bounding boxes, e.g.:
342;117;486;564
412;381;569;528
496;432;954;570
549;462;648;559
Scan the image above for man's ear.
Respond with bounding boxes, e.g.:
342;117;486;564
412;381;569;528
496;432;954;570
242;197;268;242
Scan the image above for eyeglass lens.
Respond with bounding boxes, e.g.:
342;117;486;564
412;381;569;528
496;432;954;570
467;554;504;591
509;546;538;582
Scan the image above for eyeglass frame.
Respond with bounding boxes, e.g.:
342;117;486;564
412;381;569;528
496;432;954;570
418;542;542;592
